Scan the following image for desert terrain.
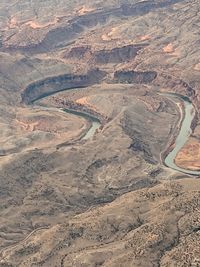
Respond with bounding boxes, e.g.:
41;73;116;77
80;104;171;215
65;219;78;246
0;0;200;266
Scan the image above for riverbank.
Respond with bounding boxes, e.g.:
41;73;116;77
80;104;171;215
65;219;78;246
31;93;104;148
161;92;200;176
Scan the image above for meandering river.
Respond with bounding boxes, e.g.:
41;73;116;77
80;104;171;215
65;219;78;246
161;93;200;175
34;100;101;141
62;108;101;140
34;90;199;175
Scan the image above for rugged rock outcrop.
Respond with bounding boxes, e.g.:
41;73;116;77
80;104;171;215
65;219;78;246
2;0;183;52
21;69;107;103
65;44;146;64
1;0;200;266
114;70;157;84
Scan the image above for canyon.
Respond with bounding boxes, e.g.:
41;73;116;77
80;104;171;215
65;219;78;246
0;0;200;266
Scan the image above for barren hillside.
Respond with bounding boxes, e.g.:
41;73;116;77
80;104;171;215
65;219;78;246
0;1;200;266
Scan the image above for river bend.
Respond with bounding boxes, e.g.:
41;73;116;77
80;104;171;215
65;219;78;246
34;91;200;175
162;93;200;175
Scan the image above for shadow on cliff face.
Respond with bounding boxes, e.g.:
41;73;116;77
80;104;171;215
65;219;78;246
114;70;157;84
64;44;147;65
21;68;107;104
36;0;184;52
21;67;157;106
4;0;183;52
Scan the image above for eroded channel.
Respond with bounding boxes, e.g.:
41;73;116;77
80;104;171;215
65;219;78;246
31;102;101;141
62;108;101;140
162;93;200;175
27;86;200;172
